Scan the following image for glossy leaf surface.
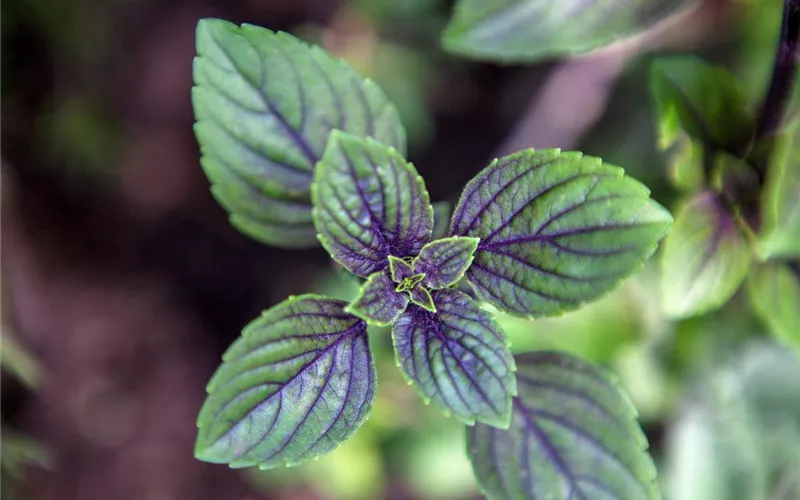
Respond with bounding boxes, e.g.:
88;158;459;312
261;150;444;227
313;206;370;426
443;0;693;62
193;19;405;248
660;191;751;318
451;149;672;317
313;131;433;276
392;289;516;427
747;263;800;351
195;295;376;469
651;56;753;152
414;236;480;289
346;271;409;326
468;351;659;500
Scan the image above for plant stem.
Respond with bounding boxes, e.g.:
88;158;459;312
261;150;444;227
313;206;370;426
755;0;800;139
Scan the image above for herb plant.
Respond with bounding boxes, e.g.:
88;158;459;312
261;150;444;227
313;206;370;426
192;18;674;499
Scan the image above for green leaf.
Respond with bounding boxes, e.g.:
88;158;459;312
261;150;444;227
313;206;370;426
408;285;436;312
664;131;705;191
651;56;753;153
747;263;800;350
392;289;516;427
758;124;800;258
346;271;409;326
312;131;433;277
414;236;480;289
660;191;752;318
468;351;659;500
195;295;376;469
193;19;405;248
442;0;693;63
432;201;453;240
451;149;673;317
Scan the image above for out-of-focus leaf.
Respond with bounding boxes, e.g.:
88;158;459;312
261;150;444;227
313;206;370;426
392;289;516;427
651;56;754;153
747;263;800;351
468;351;659;499
312;131;433;276
414;236;479;289
442;0;694;62
660;191;752;318
759;123;800;258
347;271;409;326
664;131;705;190
193;19;405;248
450;149;672;317
195;295;376;469
432;201;453;240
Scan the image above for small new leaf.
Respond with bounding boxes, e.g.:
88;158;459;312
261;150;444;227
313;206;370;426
193;19;405;248
347;271;409;326
195;295;376;469
408;285;436;313
651;56;753;153
388;255;414;283
451;149;672;317
660;191;752;318
747;263;800;351
468;351;659;500
392;289;516;427
312;131;434;277
443;0;693;62
414;236;480;289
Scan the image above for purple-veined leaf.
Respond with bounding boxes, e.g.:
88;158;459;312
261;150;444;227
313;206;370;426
451;149;672;317
414;236;480;289
392;289;516;427
312;131;434;277
193;19;405;248
388;255;415;283
346;271;409;326
468;351;659;500
195;295;376;469
660;190;751;318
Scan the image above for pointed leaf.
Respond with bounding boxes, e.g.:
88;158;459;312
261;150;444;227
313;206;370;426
451;149;672;317
195;295;376;469
660;191;751;318
388;256;415;283
759;122;800;258
651;56;753;152
392;289;516;427
312;131;433;276
468;351;659;500
747;263;800;351
346;271;409;326
193;19;405;248
442;0;693;62
413;236;480;289
408;285;436;313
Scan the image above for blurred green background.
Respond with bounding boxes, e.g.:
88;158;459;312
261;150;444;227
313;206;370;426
2;0;798;499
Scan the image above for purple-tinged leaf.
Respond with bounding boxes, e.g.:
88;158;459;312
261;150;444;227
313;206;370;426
388;256;415;283
346;271;409;326
312;131;434;277
660;190;751;318
451;149;672;317
468;351;659;500
195;295;375;469
392;289;516;427
193;19;405;248
414;236;480;289
407;285;436;313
